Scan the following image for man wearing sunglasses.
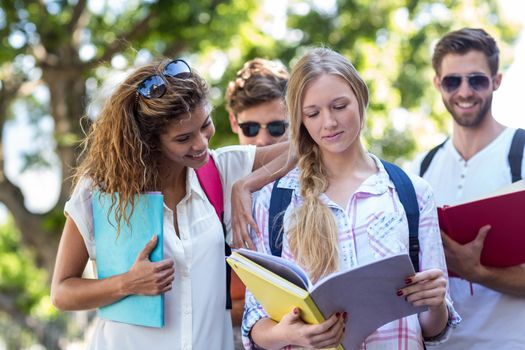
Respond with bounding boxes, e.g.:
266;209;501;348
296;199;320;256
411;28;525;349
225;58;289;348
226;58;289;147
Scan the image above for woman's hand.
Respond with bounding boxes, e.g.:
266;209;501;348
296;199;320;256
398;269;447;309
399;269;450;338
271;308;345;349
125;235;175;295
231;179;258;250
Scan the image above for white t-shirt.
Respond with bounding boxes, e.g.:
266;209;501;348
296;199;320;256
65;145;256;350
411;127;525;349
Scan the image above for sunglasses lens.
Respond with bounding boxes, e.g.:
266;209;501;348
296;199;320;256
441;76;462;93
469;75;490;91
164;60;191;79
137;75;166;99
239;123;260;137
267;121;288;137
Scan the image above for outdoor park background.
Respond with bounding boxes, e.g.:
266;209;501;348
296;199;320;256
0;0;523;349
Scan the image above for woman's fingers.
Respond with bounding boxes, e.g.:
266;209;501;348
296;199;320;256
399;269;446;307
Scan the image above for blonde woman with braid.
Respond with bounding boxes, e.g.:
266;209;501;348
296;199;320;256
50;59;288;350
241;48;460;349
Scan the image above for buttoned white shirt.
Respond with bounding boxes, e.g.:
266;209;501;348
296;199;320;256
65;145;256;350
411;127;525;349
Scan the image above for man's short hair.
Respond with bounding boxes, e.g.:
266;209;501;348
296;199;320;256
225;58;289;115
432;28;500;76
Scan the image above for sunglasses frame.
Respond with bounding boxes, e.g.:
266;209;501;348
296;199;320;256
136;59;192;99
440;73;493;94
237;120;289;138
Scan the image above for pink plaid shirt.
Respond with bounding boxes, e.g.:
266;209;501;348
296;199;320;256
242;155;460;350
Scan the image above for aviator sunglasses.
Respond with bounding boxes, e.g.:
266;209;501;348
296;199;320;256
237;121;289;137
440;73;492;93
136;59;192;99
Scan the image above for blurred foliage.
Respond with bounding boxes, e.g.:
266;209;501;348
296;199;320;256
0;219;63;348
0;0;521;348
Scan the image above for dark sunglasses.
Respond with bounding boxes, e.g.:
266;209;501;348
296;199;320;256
440;74;492;93
136;59;192;99
238;121;289;137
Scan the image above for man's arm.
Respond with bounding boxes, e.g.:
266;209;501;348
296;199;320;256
231;142;297;249
442;226;525;297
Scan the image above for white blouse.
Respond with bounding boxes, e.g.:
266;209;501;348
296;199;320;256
64;145;256;350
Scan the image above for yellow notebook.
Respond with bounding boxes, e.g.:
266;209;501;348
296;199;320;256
227;249;424;350
227;251;325;324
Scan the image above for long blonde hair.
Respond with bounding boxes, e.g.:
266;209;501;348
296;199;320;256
286;48;369;282
74;59;209;228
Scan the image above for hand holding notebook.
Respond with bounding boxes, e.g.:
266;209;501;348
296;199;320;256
437;180;525;269
93;191;167;328
227;249;425;350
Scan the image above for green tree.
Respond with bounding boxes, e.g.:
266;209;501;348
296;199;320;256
274;0;520;162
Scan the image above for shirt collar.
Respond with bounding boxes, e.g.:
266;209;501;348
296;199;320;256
276;153;392;196
188;168;208;201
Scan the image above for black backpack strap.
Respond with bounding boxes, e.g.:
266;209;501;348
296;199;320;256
381;160;420;272
268;178;293;257
268;164;420;271
221;214;232;309
508;128;525;183
419;139;448;177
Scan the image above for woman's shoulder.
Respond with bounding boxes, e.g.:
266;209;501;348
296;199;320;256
69;177;96;201
209;145;256;160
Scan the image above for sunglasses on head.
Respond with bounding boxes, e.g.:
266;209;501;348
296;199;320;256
440;74;492;93
238;121;289;137
136;59;192;99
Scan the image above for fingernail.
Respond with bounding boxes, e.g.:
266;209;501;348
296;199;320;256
396;289;403;296
335;312;341;318
293;307;299;315
404;278;412;284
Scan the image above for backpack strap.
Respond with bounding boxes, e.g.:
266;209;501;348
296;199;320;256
195;154;232;309
508;128;525;183
195;155;224;220
419;139;448;177
381;160;420;273
268;178;293;257
268;163;421;272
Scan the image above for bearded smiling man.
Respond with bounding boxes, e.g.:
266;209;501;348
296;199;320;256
411;28;525;349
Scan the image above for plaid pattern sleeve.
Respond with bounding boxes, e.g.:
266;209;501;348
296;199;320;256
240;182;275;349
241;290;271;350
413;177;461;345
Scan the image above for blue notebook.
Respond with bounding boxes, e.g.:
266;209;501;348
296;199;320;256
92;191;164;328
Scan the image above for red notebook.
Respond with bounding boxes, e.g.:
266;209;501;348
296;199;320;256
438;181;525;272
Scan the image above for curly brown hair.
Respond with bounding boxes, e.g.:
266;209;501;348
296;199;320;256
225;58;289;116
74;59;209;227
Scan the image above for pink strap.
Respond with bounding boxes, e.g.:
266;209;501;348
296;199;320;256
195;154;224;220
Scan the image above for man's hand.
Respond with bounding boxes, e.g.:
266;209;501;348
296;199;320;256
231;179;258;250
441;225;491;282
